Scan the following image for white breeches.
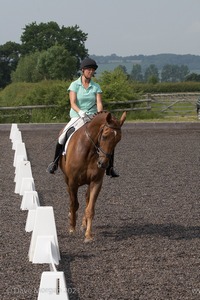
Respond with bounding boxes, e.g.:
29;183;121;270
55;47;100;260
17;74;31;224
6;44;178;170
58;117;85;144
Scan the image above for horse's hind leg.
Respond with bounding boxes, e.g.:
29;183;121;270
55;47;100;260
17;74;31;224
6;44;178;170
68;185;79;233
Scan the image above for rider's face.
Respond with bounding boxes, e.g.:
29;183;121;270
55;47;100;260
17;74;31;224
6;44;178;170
82;68;95;79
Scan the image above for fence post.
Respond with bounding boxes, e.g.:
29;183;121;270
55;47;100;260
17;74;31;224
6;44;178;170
147;94;151;111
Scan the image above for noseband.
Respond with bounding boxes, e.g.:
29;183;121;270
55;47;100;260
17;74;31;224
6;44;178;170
85;123;120;160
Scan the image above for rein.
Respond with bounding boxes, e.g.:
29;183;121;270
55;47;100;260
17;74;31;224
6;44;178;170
85;123;116;159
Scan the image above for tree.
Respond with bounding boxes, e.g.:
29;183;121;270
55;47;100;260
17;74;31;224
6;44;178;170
99;67;133;100
12;45;77;82
20;22;88;65
0;42;21;88
178;65;190;81
144;64;159;83
21;21;61;54
37;45;77;80
185;73;200;82
130;64;143;82
161;64;189;82
117;65;128;76
60;25;88;62
11;52;42;82
161;64;175;82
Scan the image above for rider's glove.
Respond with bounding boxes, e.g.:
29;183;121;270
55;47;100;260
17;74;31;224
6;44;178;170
78;110;87;118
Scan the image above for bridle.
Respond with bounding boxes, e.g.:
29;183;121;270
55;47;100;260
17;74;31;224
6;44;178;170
85;122;120;160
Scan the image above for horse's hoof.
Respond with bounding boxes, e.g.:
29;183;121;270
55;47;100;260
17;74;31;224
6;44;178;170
84;237;94;243
69;228;75;234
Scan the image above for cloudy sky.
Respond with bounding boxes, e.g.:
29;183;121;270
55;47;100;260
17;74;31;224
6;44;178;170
0;0;200;56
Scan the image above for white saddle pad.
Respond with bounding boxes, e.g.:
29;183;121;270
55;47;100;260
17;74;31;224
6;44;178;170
62;131;75;155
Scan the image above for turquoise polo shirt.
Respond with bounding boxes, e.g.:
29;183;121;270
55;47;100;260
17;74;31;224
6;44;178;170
67;76;102;118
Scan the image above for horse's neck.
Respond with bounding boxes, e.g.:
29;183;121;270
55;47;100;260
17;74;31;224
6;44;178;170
87;115;105;138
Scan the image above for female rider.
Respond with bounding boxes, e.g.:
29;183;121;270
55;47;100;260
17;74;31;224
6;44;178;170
47;58;119;177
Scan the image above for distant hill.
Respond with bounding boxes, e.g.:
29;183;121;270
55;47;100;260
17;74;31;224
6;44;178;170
90;53;200;76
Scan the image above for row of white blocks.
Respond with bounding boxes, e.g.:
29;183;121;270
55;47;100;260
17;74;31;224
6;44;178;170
10;124;69;300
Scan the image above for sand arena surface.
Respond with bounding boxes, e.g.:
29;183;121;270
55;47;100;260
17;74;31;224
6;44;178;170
1;122;200;300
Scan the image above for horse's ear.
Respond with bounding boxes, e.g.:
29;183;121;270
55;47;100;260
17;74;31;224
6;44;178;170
120;111;126;127
106;112;112;123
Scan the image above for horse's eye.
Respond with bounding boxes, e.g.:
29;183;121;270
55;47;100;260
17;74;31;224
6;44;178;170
101;135;107;141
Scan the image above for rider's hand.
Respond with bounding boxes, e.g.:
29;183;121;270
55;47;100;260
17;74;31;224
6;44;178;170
78;110;87;118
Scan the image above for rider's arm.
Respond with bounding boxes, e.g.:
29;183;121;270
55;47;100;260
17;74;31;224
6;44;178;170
96;93;103;112
69;91;82;114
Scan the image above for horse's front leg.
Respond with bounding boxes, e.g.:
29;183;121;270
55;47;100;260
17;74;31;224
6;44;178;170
81;186;90;230
67;184;79;234
84;181;103;242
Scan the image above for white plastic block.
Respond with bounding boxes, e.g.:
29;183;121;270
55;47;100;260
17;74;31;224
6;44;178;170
14;161;32;194
19;177;35;196
37;271;69;300
13;142;27;167
12;130;22;150
14;155;26;179
21;191;40;210
29;207;60;263
9;123;18;140
32;235;60;265
25;209;36;232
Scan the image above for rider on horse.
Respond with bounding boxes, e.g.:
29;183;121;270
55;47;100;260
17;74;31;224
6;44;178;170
47;58;119;177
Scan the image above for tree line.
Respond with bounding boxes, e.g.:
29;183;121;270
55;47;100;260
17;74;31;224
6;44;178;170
128;63;200;83
0;21;200;89
0;21;88;88
91;53;200;72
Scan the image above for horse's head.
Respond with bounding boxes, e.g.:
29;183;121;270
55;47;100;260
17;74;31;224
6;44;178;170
96;111;126;169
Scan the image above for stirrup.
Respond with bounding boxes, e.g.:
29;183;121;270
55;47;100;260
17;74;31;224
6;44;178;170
46;162;58;174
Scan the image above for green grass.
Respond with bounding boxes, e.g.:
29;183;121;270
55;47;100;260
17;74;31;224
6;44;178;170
0;80;199;123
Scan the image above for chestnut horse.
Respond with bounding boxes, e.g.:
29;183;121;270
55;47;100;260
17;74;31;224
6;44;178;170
59;111;126;242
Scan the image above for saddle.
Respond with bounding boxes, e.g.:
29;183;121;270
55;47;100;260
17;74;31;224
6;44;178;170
62;126;75;155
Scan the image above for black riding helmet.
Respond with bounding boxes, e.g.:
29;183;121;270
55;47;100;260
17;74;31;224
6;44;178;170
80;58;98;70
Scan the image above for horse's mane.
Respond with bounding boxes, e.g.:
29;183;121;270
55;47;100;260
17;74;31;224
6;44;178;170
90;110;120;128
91;110;118;122
90;110;109;119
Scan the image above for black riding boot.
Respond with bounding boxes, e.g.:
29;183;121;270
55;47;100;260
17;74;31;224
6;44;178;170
47;143;63;174
47;127;75;174
106;151;119;178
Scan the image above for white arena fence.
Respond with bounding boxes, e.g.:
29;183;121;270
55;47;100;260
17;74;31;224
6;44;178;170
10;123;69;300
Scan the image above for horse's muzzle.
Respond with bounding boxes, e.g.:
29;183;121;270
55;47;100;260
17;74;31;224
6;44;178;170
97;159;109;169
